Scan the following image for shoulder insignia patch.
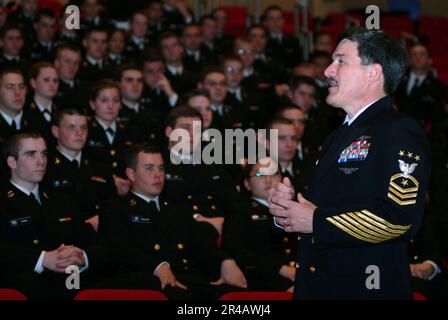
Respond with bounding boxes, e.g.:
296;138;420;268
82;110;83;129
7;190;14;198
388;152;419;206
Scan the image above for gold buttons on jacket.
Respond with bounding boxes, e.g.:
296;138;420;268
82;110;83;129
33;239;39;245
283;237;289;243
309;266;316;273
297;236;302;241
182;259;188;264
187;195;192;200
211;205;216;210
112;162;118;168
192;205;198;211
285;249;291;255
177;243;184;250
154;244;161;251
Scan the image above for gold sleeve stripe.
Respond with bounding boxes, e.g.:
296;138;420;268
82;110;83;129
388;186;417;199
390;174;419;192
326;217;379;243
360;210;411;231
354;212;406;235
332;216;388;242
338;214;391;240
343;213;406;238
387;193;417;206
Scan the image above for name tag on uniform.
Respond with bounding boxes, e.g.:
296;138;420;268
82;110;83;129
212;175;221;180
10;216;32;227
53;179;73;187
165;174;183;181
338;136;371;164
88;140;105;148
131;216;152;224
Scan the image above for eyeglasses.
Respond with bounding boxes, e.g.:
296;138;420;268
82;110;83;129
236;48;254;56
225;66;242;74
248;172;280;179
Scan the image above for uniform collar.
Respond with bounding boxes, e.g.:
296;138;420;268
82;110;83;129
252;197;269;207
343;98;380;126
10;180;39;199
57;148;82;165
95;117;117;132
0;109;23;128
131;191;160;211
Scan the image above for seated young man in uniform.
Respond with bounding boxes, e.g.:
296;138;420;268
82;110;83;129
222;159;296;292
0;131;103;299
43;108;127;229
99;143;248;299
163;106;242;239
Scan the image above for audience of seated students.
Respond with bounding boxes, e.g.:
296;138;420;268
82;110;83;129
0;2;446;300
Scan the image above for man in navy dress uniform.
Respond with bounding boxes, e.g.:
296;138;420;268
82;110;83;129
268;27;431;299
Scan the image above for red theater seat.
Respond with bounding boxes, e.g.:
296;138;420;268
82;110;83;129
219;291;293;300
38;0;64;16
74;289;169;300
412;292;427;300
0;289;27;300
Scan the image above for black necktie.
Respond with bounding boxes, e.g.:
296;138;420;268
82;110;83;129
29;192;41;206
10;120;17;131
283;169;294;181
148;200;158;212
42;109;51;122
71;159;79;168
106;127;115;137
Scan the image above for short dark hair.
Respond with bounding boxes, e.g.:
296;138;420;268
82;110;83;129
0;67;24;82
289;75;316;92
0;24;23;39
28;62;56;80
125;143;162;170
35;8;56;22
90;79;120;101
55;43;82;59
201;66;225;82
310;50;331;62
159;31;180;45
263;5;283;17
243;160;280;180
266;117;295;131
3;131;44;161
337;27;408;95
165;106;202;129
116;64;143;81
184;89;211;105
143;53;165;65
53;108;87;127
199;14;216;26
85;26;109;39
276;105;305;117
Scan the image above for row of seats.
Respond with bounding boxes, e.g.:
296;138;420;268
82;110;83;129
0;288;293;300
0;288;428;300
